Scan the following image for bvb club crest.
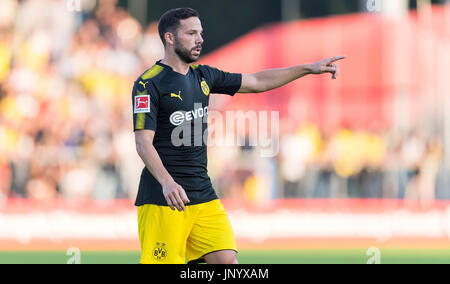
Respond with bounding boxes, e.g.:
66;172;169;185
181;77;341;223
201;80;210;96
153;242;168;261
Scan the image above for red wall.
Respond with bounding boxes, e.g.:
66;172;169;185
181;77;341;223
201;7;449;131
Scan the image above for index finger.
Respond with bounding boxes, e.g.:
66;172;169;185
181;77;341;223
328;56;346;63
165;194;176;211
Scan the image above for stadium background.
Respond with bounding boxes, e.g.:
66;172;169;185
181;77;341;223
1;0;450;264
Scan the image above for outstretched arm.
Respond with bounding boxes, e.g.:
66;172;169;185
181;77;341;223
238;56;346;93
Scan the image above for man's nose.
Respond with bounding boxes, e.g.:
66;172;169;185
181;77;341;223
196;34;203;45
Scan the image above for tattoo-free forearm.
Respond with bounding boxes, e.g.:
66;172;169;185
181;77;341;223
136;138;174;187
251;64;312;93
135;130;190;211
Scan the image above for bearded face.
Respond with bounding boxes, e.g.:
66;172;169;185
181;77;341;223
169;17;203;64
174;35;202;64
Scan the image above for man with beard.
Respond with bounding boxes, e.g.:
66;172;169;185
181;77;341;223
132;7;345;264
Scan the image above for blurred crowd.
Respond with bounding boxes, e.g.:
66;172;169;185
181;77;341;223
0;0;164;200
210;123;450;204
0;0;449;202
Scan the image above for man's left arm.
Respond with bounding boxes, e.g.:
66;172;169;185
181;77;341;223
238;56;346;93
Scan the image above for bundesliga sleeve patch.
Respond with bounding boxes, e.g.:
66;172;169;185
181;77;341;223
134;95;150;113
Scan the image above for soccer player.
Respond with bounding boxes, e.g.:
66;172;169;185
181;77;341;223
132;7;345;264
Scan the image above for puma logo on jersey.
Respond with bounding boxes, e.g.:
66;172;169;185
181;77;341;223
139;81;149;89
170;91;183;101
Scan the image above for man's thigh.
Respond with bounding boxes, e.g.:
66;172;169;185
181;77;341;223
138;204;193;264
186;200;238;264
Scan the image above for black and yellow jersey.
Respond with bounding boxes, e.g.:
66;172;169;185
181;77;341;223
132;61;242;206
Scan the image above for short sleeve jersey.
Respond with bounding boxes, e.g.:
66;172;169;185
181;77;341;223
132;61;242;206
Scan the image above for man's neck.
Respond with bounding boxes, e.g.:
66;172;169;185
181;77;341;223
160;52;190;75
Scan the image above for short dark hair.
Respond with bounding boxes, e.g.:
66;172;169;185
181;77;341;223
158;8;200;46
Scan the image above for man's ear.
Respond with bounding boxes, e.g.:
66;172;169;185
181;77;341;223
164;32;175;46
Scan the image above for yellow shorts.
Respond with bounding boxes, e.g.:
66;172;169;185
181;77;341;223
137;199;237;264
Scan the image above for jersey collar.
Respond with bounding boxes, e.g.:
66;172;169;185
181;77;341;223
156;60;193;77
